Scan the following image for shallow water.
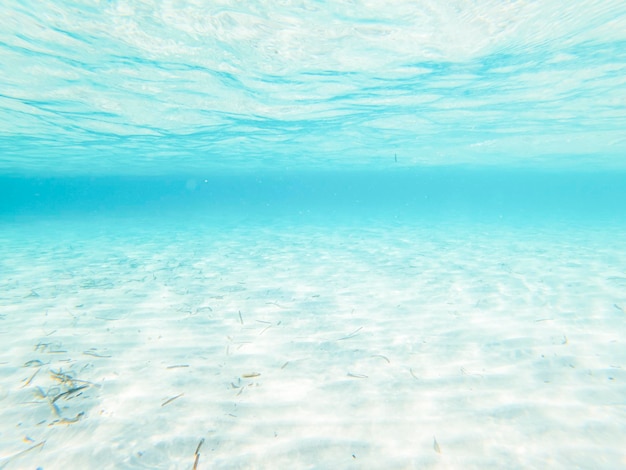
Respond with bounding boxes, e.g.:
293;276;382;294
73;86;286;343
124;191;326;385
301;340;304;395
1;1;626;469
1;1;626;174
1;213;626;468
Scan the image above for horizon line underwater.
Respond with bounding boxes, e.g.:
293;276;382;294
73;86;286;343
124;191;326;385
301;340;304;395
1;1;626;469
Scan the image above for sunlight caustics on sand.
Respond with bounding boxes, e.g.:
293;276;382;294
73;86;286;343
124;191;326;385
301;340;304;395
1;217;625;468
2;1;626;468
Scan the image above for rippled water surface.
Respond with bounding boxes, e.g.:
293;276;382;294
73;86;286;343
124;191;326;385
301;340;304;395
2;3;626;469
1;1;626;174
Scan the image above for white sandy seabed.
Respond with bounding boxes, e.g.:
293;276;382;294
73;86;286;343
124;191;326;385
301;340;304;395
1;214;625;469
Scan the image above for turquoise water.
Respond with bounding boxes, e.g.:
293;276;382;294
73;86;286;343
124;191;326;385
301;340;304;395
1;1;626;174
2;169;626;225
2;2;626;469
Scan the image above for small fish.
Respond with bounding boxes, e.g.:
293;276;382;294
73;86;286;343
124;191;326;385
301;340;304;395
242;372;261;378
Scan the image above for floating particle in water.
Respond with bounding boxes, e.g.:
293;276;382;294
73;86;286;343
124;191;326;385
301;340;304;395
433;436;441;454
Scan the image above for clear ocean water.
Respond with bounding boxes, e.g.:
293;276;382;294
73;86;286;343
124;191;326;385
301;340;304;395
1;2;626;469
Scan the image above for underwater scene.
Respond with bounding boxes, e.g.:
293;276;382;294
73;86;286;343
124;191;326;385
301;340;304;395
1;1;626;469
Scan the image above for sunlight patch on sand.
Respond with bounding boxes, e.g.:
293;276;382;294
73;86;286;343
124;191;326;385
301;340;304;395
1;218;625;468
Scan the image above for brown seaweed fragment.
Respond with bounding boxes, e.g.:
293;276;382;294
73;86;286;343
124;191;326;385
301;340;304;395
192;438;205;470
49;412;84;426
433;436;441;454
337;326;362;341
161;393;184;407
0;440;45;468
51;385;88;404
242;372;261;378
